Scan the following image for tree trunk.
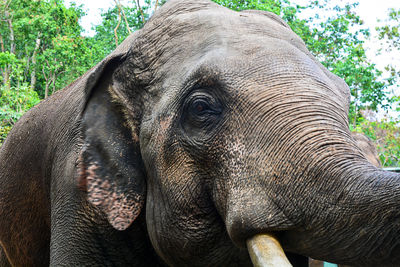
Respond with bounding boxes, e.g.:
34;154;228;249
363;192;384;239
6;12;15;55
42;66;50;99
4;9;15;89
115;0;131;34
135;0;145;24
0;34;5;86
44;81;49;99
0;34;4;52
30;36;41;91
155;0;159;11
113;0;122;48
51;72;56;95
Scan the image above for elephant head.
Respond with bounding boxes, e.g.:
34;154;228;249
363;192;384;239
78;0;400;266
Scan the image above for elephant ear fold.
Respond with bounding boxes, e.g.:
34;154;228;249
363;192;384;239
79;55;146;231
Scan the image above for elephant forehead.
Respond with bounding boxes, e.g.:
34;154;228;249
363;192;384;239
117;0;350;119
149;0;302;44
137;0;308;72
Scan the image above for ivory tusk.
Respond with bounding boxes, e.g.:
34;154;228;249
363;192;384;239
246;234;293;267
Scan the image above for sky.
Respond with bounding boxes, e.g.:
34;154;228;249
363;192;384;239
65;0;130;36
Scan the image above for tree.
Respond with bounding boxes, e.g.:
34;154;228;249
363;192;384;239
376;8;400;114
212;0;282;13
0;0;91;144
306;2;396;127
0;0;92;96
88;0;154;62
377;8;400;51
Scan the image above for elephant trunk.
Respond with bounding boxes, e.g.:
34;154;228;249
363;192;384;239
241;162;400;266
279;160;400;266
220;89;400;265
223;130;400;266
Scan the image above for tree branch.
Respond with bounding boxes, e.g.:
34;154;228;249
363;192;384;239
115;0;132;34
155;0;159;11
113;0;122;47
5;11;15;54
0;34;4;52
30;34;41;90
136;0;145;24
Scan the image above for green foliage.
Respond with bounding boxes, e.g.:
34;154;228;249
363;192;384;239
377;8;400;50
0;123;11;145
212;0;282;14
0;84;40;121
295;1;395;127
0;0;93;97
353;118;400;167
89;2;151;61
0;52;17;68
0;83;40;145
0;0;92;146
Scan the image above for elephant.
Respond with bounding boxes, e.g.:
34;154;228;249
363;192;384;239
0;248;10;267
309;132;382;267
0;0;399;266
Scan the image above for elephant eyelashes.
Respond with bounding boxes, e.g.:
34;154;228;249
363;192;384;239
181;91;223;137
189;97;222;117
191;99;210;115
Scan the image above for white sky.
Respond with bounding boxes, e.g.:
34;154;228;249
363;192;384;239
65;0;135;36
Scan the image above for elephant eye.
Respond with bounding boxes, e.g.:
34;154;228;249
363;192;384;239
181;92;223;137
193;100;207;113
189;98;215;116
187;94;222;118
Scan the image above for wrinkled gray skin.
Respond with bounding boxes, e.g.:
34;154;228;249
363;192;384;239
310;131;381;267
0;1;399;266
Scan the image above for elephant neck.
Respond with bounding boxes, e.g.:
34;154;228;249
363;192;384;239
123;212;166;266
85;210;165;266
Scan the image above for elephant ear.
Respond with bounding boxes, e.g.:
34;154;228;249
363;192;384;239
78;51;146;231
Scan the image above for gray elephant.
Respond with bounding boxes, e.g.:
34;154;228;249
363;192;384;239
309;132;382;267
0;0;399;266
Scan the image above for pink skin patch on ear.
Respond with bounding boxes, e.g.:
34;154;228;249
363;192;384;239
85;163;144;231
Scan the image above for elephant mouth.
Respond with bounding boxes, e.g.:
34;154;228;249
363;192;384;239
246;234;292;267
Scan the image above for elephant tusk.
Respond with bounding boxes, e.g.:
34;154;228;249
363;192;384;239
246;234;292;267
